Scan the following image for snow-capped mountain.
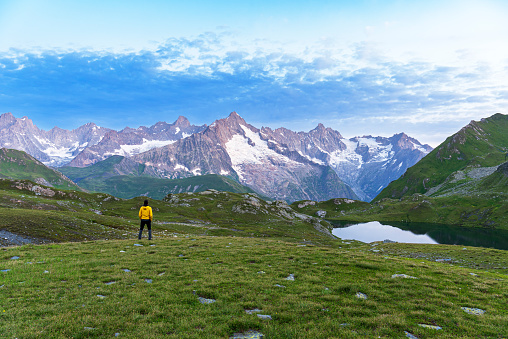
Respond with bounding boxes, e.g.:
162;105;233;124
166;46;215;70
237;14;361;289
68;116;206;167
259;125;432;200
128;112;358;202
0;113;111;167
0;111;432;202
0;113;206;168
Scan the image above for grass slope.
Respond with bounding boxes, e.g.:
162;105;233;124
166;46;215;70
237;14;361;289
375;113;508;201
1;237;507;338
0;148;80;191
59;156;261;199
0;178;507;337
0;178;329;246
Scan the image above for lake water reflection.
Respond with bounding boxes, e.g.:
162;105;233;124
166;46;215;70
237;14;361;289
331;221;508;250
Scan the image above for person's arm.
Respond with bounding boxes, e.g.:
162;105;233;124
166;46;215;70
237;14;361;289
149;207;153;221
139;208;142;220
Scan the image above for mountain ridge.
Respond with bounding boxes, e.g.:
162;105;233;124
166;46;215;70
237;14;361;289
0;111;432;202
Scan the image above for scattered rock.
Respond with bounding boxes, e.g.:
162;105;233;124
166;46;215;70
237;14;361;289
229;330;264;339
158;272;166;276
355;292;368;300
297;201;316;208
133;244;143;247
97;295;106;299
198;297;216;304
84;327;96;330
257;314;272;320
10;256;20;260
285;274;295;281
392;274;418;279
145;279;153;284
316;210;327;218
461;307;485;315
274;284;286;288
418;324;442;330
105;281;116;285
1;269;11;272
383;239;397;243
404;331;418;339
469;273;478;277
122;269;131;272
257;271;266;274
245;308;263;314
43;270;49;274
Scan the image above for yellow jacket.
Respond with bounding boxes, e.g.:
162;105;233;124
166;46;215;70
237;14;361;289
139;206;153;220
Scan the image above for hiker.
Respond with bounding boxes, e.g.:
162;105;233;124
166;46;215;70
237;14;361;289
138;199;153;240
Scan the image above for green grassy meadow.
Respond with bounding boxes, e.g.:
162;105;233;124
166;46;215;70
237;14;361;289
1;237;507;338
0;179;507;338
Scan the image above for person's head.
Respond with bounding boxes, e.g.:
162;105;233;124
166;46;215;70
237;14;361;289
144;199;149;206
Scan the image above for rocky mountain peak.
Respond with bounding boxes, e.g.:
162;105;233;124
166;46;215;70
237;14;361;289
0;112;16;127
174;116;191;127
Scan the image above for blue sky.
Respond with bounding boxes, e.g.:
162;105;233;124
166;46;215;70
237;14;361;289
1;0;508;146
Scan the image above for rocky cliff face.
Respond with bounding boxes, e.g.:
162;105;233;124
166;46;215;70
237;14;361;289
258;122;432;201
0;113;111;167
129;112;358;202
68;116;206;167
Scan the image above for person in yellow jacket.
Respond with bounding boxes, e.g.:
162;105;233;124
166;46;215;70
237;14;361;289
138;199;153;240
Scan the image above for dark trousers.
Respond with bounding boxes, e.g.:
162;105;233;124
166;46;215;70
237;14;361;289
139;219;152;239
140;219;151;231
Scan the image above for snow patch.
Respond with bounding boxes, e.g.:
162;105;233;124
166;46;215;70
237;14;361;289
224;125;299;180
107;139;176;157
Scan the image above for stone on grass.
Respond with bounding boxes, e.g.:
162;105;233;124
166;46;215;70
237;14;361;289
257;271;265;274
122;269;131;272
145;279;153;284
10;256;20;260
105;281;116;285
355;292;368;300
418;324;442;330
97;295;106;299
1;269;10;272
285;274;295;281
404;331;418;339
198;297;216;304
257;314;272;320
133;244;143;247
469;273;478;277
392;274;418;279
229;330;264;339
274;284;286;288
245;308;262;314
158;272;166;276
461;307;485;315
84;327;96;330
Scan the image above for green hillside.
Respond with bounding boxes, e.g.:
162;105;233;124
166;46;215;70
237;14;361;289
374;113;508;201
0;148;81;191
59;156;261;199
0;177;507;338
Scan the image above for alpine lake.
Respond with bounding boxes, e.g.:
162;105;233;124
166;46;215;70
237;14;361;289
330;220;508;250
